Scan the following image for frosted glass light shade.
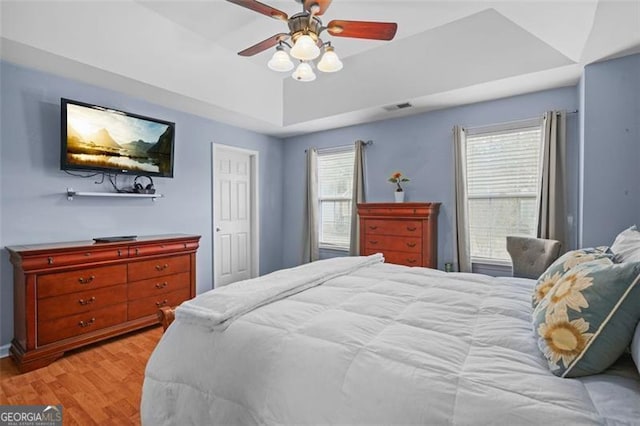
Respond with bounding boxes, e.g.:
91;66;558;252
292;62;316;82
317;49;343;73
268;49;294;72
290;34;320;60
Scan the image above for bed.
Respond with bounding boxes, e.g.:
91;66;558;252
141;254;640;425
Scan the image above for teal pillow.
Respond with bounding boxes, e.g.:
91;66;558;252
533;258;640;377
532;247;613;309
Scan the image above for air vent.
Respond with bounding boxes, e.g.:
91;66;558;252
383;102;413;112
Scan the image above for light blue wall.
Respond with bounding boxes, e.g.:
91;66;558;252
580;53;640;247
0;61;284;348
282;87;580;269
2;53;637;350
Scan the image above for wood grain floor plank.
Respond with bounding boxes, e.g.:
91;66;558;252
0;326;162;425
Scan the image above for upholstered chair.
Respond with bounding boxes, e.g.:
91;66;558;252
506;236;562;279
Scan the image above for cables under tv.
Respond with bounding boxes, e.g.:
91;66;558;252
65;171;140;194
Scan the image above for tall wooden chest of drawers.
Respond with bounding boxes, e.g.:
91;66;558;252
358;202;440;268
6;234;200;372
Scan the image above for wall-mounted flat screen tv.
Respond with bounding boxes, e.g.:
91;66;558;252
61;98;175;177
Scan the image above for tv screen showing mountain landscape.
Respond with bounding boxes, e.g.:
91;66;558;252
62;100;174;177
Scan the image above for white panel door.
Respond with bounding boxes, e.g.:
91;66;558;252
214;148;252;286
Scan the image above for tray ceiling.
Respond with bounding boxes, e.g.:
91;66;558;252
1;0;639;137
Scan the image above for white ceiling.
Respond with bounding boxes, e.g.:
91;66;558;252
1;0;639;137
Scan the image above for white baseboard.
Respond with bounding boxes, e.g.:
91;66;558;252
0;343;10;358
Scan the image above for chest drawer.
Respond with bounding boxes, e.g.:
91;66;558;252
128;272;190;300
38;284;127;320
37;264;127;299
363;219;423;237
363;249;422;267
128;254;190;282
364;235;421;253
128;287;191;320
38;304;127;346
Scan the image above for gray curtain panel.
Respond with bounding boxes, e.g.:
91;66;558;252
453;125;472;273
349;140;366;256
303;147;319;263
538;111;567;250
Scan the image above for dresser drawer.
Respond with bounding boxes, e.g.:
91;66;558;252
37;264;127;299
20;247;126;271
127;287;191;320
128;272;190;300
363;219;423;237
128;254;190;282
37;304;127;346
364;235;421;253
38;284;127;320
130;241;199;257
364;249;422;267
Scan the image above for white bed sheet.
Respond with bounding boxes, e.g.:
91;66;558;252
142;262;640;425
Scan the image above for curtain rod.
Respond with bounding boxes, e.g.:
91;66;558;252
306;140;373;153
459;110;579;133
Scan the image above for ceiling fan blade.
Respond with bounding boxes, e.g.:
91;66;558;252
327;20;398;40
226;0;288;21
238;33;289;57
303;0;333;16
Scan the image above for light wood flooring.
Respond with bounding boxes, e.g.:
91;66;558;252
0;326;163;425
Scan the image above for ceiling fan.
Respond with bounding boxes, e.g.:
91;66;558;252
226;0;398;81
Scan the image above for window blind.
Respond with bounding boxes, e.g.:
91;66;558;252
317;148;355;249
466;125;542;262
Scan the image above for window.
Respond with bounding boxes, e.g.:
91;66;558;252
317;147;355;250
465;120;542;263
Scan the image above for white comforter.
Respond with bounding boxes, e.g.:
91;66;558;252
142;257;640;425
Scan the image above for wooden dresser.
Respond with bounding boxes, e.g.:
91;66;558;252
6;234;200;372
358;202;440;268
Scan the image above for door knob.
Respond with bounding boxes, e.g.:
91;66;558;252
216;227;221;232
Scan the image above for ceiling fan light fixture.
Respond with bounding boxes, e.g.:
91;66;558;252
317;45;343;73
292;62;316;82
290;34;320;60
268;46;294;72
226;0;398;83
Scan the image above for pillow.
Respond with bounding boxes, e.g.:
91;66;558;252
633;322;640;375
533;258;640;377
611;225;640;262
532;247;613;309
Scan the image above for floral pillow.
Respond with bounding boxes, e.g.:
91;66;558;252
532;258;640;377
532;247;613;309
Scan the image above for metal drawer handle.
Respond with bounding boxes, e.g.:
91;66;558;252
155;264;169;271
407;226;417;232
84;252;91;257
406;242;417;248
368;226;378;230
47;257;54;265
155;299;168;307
369;240;378;245
78;296;96;306
407;259;417;264
155;282;168;289
78;275;95;284
79;318;96;328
